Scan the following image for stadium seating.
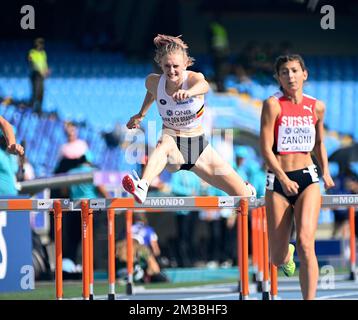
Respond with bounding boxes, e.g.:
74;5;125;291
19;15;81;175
0;42;353;177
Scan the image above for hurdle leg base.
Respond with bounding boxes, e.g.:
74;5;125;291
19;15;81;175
126;283;133;295
108;293;116;300
89;294;94;300
251;273;257;283
349;271;356;281
262;292;270;300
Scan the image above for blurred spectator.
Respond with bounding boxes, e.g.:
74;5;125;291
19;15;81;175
53;121;89;181
28;38;50;114
61;152;110;266
67;152;108;200
346;178;358;194
234;145;266;197
0;132;19;196
58;122;89;163
256;42;275;81
49;122;90;260
330;173;350;238
330;168;358;238
132;212;161;258
0;121;24;195
234;41;275;84
0;116;24;157
171;170;201;267
102;122;124;149
116;234;169;283
234;42;261;83
247;161;266;198
208;16;230;92
202;182;236;268
233;146;249;181
16;140;35;182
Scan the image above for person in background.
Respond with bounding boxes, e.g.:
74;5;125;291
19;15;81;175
208;16;230;92
28;38;50;114
132;212;161;258
49;121;90;249
116;235;169;284
57;121;89;169
330;170;351;238
116;216;169;284
233;146;249;182
0;116;24;157
52;121;89;195
16;140;35;182
61;152;110;266
0;118;24;196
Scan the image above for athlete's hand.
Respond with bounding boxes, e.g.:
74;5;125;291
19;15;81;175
7;143;24;156
280;178;300;196
322;173;335;190
126;113;144;129
172;89;191;102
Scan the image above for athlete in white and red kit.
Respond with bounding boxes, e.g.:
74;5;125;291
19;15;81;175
260;54;335;300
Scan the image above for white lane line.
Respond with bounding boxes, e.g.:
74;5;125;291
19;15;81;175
316;292;358;300
178;293;250;300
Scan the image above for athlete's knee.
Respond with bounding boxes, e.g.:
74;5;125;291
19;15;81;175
154;143;171;157
296;236;315;261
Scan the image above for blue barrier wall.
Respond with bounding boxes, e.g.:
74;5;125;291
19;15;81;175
0;196;33;293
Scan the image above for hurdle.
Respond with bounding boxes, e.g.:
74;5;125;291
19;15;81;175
107;208;116;300
71;195;256;300
2;193;356;300
0;198;117;300
266;194;357;299
60;194;358;300
70;200;121;300
0;199;71;300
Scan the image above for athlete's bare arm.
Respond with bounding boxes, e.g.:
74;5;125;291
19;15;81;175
145;73;160;99
173;71;209;102
312;100;335;190
0;116;24;156
126;74;159;129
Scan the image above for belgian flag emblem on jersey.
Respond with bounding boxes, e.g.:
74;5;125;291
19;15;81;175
196;105;204;118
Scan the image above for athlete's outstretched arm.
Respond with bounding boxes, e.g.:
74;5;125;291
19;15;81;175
0;116;24;156
126;75;157;129
312;100;334;190
172;72;210;101
260;98;299;195
0;116;16;146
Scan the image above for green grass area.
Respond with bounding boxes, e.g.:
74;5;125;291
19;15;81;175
0;278;238;300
